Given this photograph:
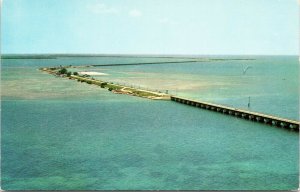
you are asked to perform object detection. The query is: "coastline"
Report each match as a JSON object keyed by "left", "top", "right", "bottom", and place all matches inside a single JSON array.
[{"left": 40, "top": 67, "right": 170, "bottom": 100}]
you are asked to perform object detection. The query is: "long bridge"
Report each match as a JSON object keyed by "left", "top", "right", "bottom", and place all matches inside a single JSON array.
[
  {"left": 40, "top": 67, "right": 300, "bottom": 132},
  {"left": 171, "top": 96, "right": 299, "bottom": 131}
]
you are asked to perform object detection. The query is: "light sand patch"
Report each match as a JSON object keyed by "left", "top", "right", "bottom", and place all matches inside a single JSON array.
[{"left": 79, "top": 72, "right": 108, "bottom": 76}]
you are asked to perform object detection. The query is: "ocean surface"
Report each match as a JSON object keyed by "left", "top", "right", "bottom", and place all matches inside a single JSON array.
[{"left": 1, "top": 55, "right": 299, "bottom": 190}]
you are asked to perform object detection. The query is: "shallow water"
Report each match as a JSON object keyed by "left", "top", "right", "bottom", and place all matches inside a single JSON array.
[
  {"left": 1, "top": 55, "right": 299, "bottom": 190},
  {"left": 70, "top": 56, "right": 299, "bottom": 120}
]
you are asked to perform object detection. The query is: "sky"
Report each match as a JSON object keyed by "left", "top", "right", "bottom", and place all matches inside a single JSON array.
[{"left": 1, "top": 0, "right": 299, "bottom": 55}]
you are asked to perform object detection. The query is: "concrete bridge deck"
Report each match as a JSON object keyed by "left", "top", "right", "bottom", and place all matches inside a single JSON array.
[{"left": 171, "top": 96, "right": 299, "bottom": 131}]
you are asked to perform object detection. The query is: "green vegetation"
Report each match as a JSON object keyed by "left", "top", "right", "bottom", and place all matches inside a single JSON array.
[
  {"left": 134, "top": 91, "right": 158, "bottom": 97},
  {"left": 100, "top": 82, "right": 107, "bottom": 88},
  {"left": 93, "top": 81, "right": 102, "bottom": 86},
  {"left": 128, "top": 89, "right": 158, "bottom": 97},
  {"left": 58, "top": 68, "right": 67, "bottom": 74},
  {"left": 120, "top": 87, "right": 160, "bottom": 97},
  {"left": 106, "top": 84, "right": 122, "bottom": 90},
  {"left": 67, "top": 72, "right": 72, "bottom": 77},
  {"left": 41, "top": 66, "right": 167, "bottom": 99}
]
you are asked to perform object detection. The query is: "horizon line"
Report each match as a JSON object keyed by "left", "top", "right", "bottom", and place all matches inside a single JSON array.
[{"left": 1, "top": 53, "right": 299, "bottom": 57}]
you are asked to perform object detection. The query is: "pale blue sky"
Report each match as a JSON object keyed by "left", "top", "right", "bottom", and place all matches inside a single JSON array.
[{"left": 1, "top": 0, "right": 299, "bottom": 55}]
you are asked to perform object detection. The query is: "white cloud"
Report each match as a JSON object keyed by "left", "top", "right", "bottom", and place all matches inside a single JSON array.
[
  {"left": 129, "top": 9, "right": 142, "bottom": 17},
  {"left": 87, "top": 3, "right": 118, "bottom": 14}
]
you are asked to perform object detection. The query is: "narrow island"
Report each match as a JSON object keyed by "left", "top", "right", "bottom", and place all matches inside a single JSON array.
[{"left": 40, "top": 66, "right": 171, "bottom": 100}]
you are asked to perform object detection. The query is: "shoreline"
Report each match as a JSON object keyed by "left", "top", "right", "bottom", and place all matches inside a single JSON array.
[{"left": 40, "top": 67, "right": 170, "bottom": 100}]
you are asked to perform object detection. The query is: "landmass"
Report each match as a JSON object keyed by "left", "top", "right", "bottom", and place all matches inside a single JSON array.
[{"left": 40, "top": 67, "right": 170, "bottom": 100}]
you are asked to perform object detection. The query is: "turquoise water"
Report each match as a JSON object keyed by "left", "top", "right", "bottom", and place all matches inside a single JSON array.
[
  {"left": 1, "top": 56, "right": 299, "bottom": 190},
  {"left": 89, "top": 56, "right": 299, "bottom": 120}
]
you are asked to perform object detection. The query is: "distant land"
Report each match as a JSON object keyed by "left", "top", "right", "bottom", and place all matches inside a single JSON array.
[
  {"left": 2, "top": 53, "right": 297, "bottom": 59},
  {"left": 1, "top": 54, "right": 261, "bottom": 61}
]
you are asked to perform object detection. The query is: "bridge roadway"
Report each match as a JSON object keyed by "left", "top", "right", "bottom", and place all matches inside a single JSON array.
[{"left": 171, "top": 96, "right": 299, "bottom": 131}]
